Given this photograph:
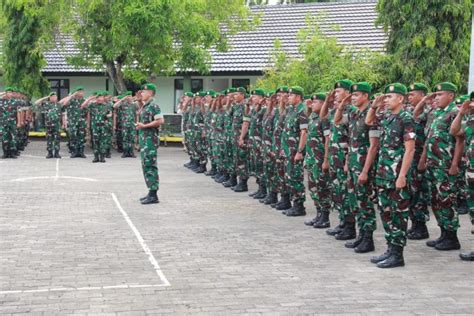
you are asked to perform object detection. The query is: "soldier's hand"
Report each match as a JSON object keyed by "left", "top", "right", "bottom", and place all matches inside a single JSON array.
[
  {"left": 294, "top": 152, "right": 303, "bottom": 162},
  {"left": 358, "top": 171, "right": 368, "bottom": 185},
  {"left": 371, "top": 95, "right": 384, "bottom": 109},
  {"left": 395, "top": 175, "right": 407, "bottom": 190},
  {"left": 239, "top": 138, "right": 244, "bottom": 147},
  {"left": 460, "top": 99, "right": 470, "bottom": 115},
  {"left": 326, "top": 90, "right": 336, "bottom": 104},
  {"left": 136, "top": 123, "right": 146, "bottom": 130},
  {"left": 417, "top": 159, "right": 426, "bottom": 171},
  {"left": 322, "top": 159, "right": 329, "bottom": 172},
  {"left": 448, "top": 164, "right": 459, "bottom": 176}
]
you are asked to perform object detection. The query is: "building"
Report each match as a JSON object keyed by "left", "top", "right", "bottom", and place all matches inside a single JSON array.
[{"left": 2, "top": 0, "right": 385, "bottom": 114}]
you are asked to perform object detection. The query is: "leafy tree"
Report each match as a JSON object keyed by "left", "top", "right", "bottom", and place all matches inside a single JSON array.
[
  {"left": 256, "top": 17, "right": 388, "bottom": 94},
  {"left": 67, "top": 0, "right": 259, "bottom": 93},
  {"left": 376, "top": 0, "right": 472, "bottom": 92}
]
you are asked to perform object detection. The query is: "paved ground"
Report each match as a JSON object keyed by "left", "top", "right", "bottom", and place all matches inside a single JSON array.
[{"left": 0, "top": 141, "right": 473, "bottom": 315}]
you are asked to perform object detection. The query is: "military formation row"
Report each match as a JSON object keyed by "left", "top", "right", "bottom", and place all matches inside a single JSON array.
[{"left": 179, "top": 81, "right": 474, "bottom": 268}]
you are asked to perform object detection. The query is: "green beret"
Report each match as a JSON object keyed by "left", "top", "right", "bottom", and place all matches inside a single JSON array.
[
  {"left": 141, "top": 83, "right": 157, "bottom": 93},
  {"left": 303, "top": 95, "right": 311, "bottom": 100},
  {"left": 455, "top": 95, "right": 469, "bottom": 104},
  {"left": 408, "top": 83, "right": 429, "bottom": 94},
  {"left": 384, "top": 83, "right": 407, "bottom": 96},
  {"left": 266, "top": 91, "right": 274, "bottom": 98},
  {"left": 206, "top": 90, "right": 217, "bottom": 98},
  {"left": 470, "top": 91, "right": 474, "bottom": 101},
  {"left": 74, "top": 86, "right": 84, "bottom": 93},
  {"left": 123, "top": 91, "right": 132, "bottom": 96},
  {"left": 96, "top": 91, "right": 108, "bottom": 97},
  {"left": 252, "top": 88, "right": 266, "bottom": 97},
  {"left": 197, "top": 91, "right": 206, "bottom": 97},
  {"left": 49, "top": 92, "right": 57, "bottom": 97},
  {"left": 245, "top": 93, "right": 250, "bottom": 98},
  {"left": 276, "top": 85, "right": 289, "bottom": 93},
  {"left": 236, "top": 87, "right": 247, "bottom": 94},
  {"left": 289, "top": 86, "right": 304, "bottom": 97},
  {"left": 220, "top": 90, "right": 227, "bottom": 96},
  {"left": 334, "top": 79, "right": 353, "bottom": 90},
  {"left": 312, "top": 92, "right": 327, "bottom": 101},
  {"left": 227, "top": 87, "right": 237, "bottom": 94},
  {"left": 184, "top": 91, "right": 194, "bottom": 97},
  {"left": 351, "top": 82, "right": 372, "bottom": 94},
  {"left": 4, "top": 86, "right": 14, "bottom": 92},
  {"left": 433, "top": 82, "right": 457, "bottom": 93}
]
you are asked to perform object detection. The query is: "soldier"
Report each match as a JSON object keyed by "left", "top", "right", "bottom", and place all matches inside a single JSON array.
[
  {"left": 135, "top": 83, "right": 164, "bottom": 205},
  {"left": 212, "top": 93, "right": 226, "bottom": 181},
  {"left": 405, "top": 83, "right": 431, "bottom": 240},
  {"left": 204, "top": 90, "right": 217, "bottom": 176},
  {"left": 450, "top": 92, "right": 474, "bottom": 261},
  {"left": 335, "top": 82, "right": 379, "bottom": 253},
  {"left": 113, "top": 91, "right": 138, "bottom": 158},
  {"left": 34, "top": 92, "right": 63, "bottom": 158},
  {"left": 192, "top": 91, "right": 207, "bottom": 174},
  {"left": 417, "top": 82, "right": 463, "bottom": 250},
  {"left": 185, "top": 93, "right": 200, "bottom": 170},
  {"left": 1, "top": 87, "right": 21, "bottom": 158},
  {"left": 281, "top": 86, "right": 308, "bottom": 216},
  {"left": 232, "top": 87, "right": 250, "bottom": 192},
  {"left": 221, "top": 88, "right": 237, "bottom": 185},
  {"left": 182, "top": 92, "right": 194, "bottom": 167},
  {"left": 366, "top": 83, "right": 415, "bottom": 268},
  {"left": 104, "top": 94, "right": 114, "bottom": 158},
  {"left": 261, "top": 91, "right": 279, "bottom": 205},
  {"left": 60, "top": 87, "right": 87, "bottom": 158},
  {"left": 81, "top": 91, "right": 112, "bottom": 163},
  {"left": 303, "top": 92, "right": 332, "bottom": 225}
]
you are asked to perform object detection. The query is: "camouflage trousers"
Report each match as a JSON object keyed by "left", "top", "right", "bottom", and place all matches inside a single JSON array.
[
  {"left": 329, "top": 147, "right": 351, "bottom": 223},
  {"left": 195, "top": 136, "right": 208, "bottom": 165},
  {"left": 284, "top": 155, "right": 305, "bottom": 203},
  {"left": 248, "top": 139, "right": 256, "bottom": 177},
  {"left": 16, "top": 125, "right": 27, "bottom": 150},
  {"left": 233, "top": 140, "right": 249, "bottom": 179},
  {"left": 115, "top": 122, "right": 123, "bottom": 151},
  {"left": 122, "top": 125, "right": 136, "bottom": 152},
  {"left": 250, "top": 141, "right": 264, "bottom": 180},
  {"left": 68, "top": 118, "right": 86, "bottom": 153},
  {"left": 46, "top": 124, "right": 61, "bottom": 152},
  {"left": 426, "top": 169, "right": 460, "bottom": 232},
  {"left": 105, "top": 123, "right": 113, "bottom": 152},
  {"left": 91, "top": 123, "right": 108, "bottom": 155},
  {"left": 307, "top": 162, "right": 331, "bottom": 211},
  {"left": 263, "top": 152, "right": 277, "bottom": 193},
  {"left": 348, "top": 170, "right": 377, "bottom": 232},
  {"left": 409, "top": 169, "right": 430, "bottom": 223},
  {"left": 223, "top": 135, "right": 234, "bottom": 173},
  {"left": 275, "top": 153, "right": 289, "bottom": 195},
  {"left": 139, "top": 133, "right": 160, "bottom": 191},
  {"left": 377, "top": 186, "right": 410, "bottom": 247},
  {"left": 2, "top": 120, "right": 17, "bottom": 151},
  {"left": 209, "top": 136, "right": 219, "bottom": 167}
]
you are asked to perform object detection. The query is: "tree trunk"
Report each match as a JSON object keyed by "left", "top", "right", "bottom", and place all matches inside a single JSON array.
[{"left": 105, "top": 60, "right": 127, "bottom": 95}]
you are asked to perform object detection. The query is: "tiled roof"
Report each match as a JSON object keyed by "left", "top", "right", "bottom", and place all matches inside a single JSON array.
[{"left": 43, "top": 0, "right": 385, "bottom": 73}]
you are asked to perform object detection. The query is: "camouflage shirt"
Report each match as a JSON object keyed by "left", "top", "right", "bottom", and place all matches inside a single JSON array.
[
  {"left": 462, "top": 114, "right": 474, "bottom": 174},
  {"left": 305, "top": 111, "right": 329, "bottom": 167},
  {"left": 232, "top": 103, "right": 245, "bottom": 138},
  {"left": 120, "top": 101, "right": 138, "bottom": 128},
  {"left": 139, "top": 99, "right": 163, "bottom": 137},
  {"left": 42, "top": 101, "right": 63, "bottom": 127},
  {"left": 282, "top": 103, "right": 308, "bottom": 157},
  {"left": 67, "top": 97, "right": 86, "bottom": 122},
  {"left": 88, "top": 102, "right": 111, "bottom": 125}
]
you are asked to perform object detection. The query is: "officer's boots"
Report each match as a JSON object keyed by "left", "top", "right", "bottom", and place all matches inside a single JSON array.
[
  {"left": 354, "top": 230, "right": 375, "bottom": 253},
  {"left": 46, "top": 150, "right": 54, "bottom": 159},
  {"left": 233, "top": 178, "right": 248, "bottom": 192},
  {"left": 335, "top": 221, "right": 356, "bottom": 240},
  {"left": 376, "top": 245, "right": 404, "bottom": 268},
  {"left": 141, "top": 190, "right": 159, "bottom": 205},
  {"left": 313, "top": 210, "right": 330, "bottom": 228}
]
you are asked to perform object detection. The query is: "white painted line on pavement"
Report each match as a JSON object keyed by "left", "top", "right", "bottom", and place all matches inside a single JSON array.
[
  {"left": 111, "top": 193, "right": 171, "bottom": 287},
  {"left": 10, "top": 176, "right": 98, "bottom": 182},
  {"left": 0, "top": 284, "right": 168, "bottom": 295},
  {"left": 54, "top": 158, "right": 60, "bottom": 181}
]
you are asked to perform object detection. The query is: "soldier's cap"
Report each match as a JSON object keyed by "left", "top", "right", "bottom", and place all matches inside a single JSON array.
[
  {"left": 303, "top": 95, "right": 312, "bottom": 100},
  {"left": 49, "top": 92, "right": 57, "bottom": 97},
  {"left": 4, "top": 86, "right": 14, "bottom": 92},
  {"left": 206, "top": 90, "right": 217, "bottom": 98},
  {"left": 276, "top": 85, "right": 289, "bottom": 93},
  {"left": 227, "top": 87, "right": 237, "bottom": 94},
  {"left": 288, "top": 86, "right": 304, "bottom": 97},
  {"left": 455, "top": 95, "right": 469, "bottom": 104},
  {"left": 351, "top": 82, "right": 372, "bottom": 94},
  {"left": 235, "top": 87, "right": 247, "bottom": 94},
  {"left": 470, "top": 91, "right": 474, "bottom": 101},
  {"left": 384, "top": 83, "right": 407, "bottom": 96},
  {"left": 334, "top": 79, "right": 353, "bottom": 90},
  {"left": 266, "top": 90, "right": 275, "bottom": 98},
  {"left": 221, "top": 89, "right": 228, "bottom": 96},
  {"left": 96, "top": 91, "right": 108, "bottom": 97},
  {"left": 252, "top": 88, "right": 266, "bottom": 97},
  {"left": 184, "top": 91, "right": 194, "bottom": 97},
  {"left": 408, "top": 82, "right": 429, "bottom": 94},
  {"left": 197, "top": 91, "right": 207, "bottom": 97},
  {"left": 141, "top": 83, "right": 157, "bottom": 93},
  {"left": 311, "top": 92, "right": 327, "bottom": 101},
  {"left": 123, "top": 91, "right": 132, "bottom": 96},
  {"left": 433, "top": 82, "right": 457, "bottom": 93},
  {"left": 73, "top": 86, "right": 84, "bottom": 93}
]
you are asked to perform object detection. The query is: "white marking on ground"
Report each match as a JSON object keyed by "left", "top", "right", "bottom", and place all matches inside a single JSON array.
[
  {"left": 0, "top": 284, "right": 168, "bottom": 295},
  {"left": 54, "top": 159, "right": 60, "bottom": 181},
  {"left": 10, "top": 176, "right": 98, "bottom": 182}
]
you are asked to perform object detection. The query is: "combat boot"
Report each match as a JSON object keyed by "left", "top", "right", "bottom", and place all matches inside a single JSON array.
[
  {"left": 139, "top": 192, "right": 151, "bottom": 202},
  {"left": 370, "top": 244, "right": 393, "bottom": 264},
  {"left": 285, "top": 201, "right": 306, "bottom": 217},
  {"left": 407, "top": 220, "right": 429, "bottom": 240},
  {"left": 141, "top": 190, "right": 159, "bottom": 205},
  {"left": 105, "top": 150, "right": 111, "bottom": 158},
  {"left": 304, "top": 209, "right": 321, "bottom": 226},
  {"left": 184, "top": 159, "right": 193, "bottom": 168},
  {"left": 327, "top": 220, "right": 345, "bottom": 236},
  {"left": 121, "top": 151, "right": 128, "bottom": 158},
  {"left": 377, "top": 245, "right": 404, "bottom": 268},
  {"left": 223, "top": 175, "right": 237, "bottom": 188},
  {"left": 99, "top": 154, "right": 106, "bottom": 163},
  {"left": 70, "top": 149, "right": 77, "bottom": 158},
  {"left": 335, "top": 221, "right": 357, "bottom": 240},
  {"left": 459, "top": 251, "right": 474, "bottom": 261},
  {"left": 313, "top": 210, "right": 330, "bottom": 228},
  {"left": 92, "top": 153, "right": 99, "bottom": 163},
  {"left": 275, "top": 194, "right": 291, "bottom": 210},
  {"left": 345, "top": 229, "right": 364, "bottom": 248},
  {"left": 54, "top": 150, "right": 61, "bottom": 159},
  {"left": 2, "top": 149, "right": 8, "bottom": 159},
  {"left": 205, "top": 165, "right": 216, "bottom": 176},
  {"left": 129, "top": 150, "right": 136, "bottom": 158},
  {"left": 354, "top": 230, "right": 375, "bottom": 253},
  {"left": 46, "top": 150, "right": 53, "bottom": 159},
  {"left": 249, "top": 184, "right": 260, "bottom": 197},
  {"left": 263, "top": 192, "right": 278, "bottom": 205},
  {"left": 78, "top": 150, "right": 87, "bottom": 158},
  {"left": 434, "top": 230, "right": 460, "bottom": 251},
  {"left": 426, "top": 227, "right": 446, "bottom": 247},
  {"left": 233, "top": 178, "right": 248, "bottom": 192},
  {"left": 190, "top": 161, "right": 201, "bottom": 171},
  {"left": 195, "top": 164, "right": 207, "bottom": 174},
  {"left": 216, "top": 173, "right": 229, "bottom": 183},
  {"left": 254, "top": 184, "right": 267, "bottom": 199}
]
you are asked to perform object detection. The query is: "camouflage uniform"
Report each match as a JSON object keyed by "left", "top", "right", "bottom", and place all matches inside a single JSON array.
[
  {"left": 233, "top": 103, "right": 249, "bottom": 180},
  {"left": 186, "top": 107, "right": 198, "bottom": 163},
  {"left": 273, "top": 107, "right": 289, "bottom": 196},
  {"left": 66, "top": 97, "right": 87, "bottom": 155},
  {"left": 88, "top": 102, "right": 111, "bottom": 156},
  {"left": 262, "top": 107, "right": 277, "bottom": 193},
  {"left": 461, "top": 114, "right": 474, "bottom": 222},
  {"left": 375, "top": 109, "right": 415, "bottom": 247},
  {"left": 2, "top": 98, "right": 19, "bottom": 153},
  {"left": 223, "top": 107, "right": 234, "bottom": 175},
  {"left": 347, "top": 106, "right": 378, "bottom": 232},
  {"left": 305, "top": 111, "right": 331, "bottom": 210},
  {"left": 114, "top": 105, "right": 124, "bottom": 152},
  {"left": 248, "top": 106, "right": 267, "bottom": 182},
  {"left": 119, "top": 100, "right": 138, "bottom": 154},
  {"left": 41, "top": 101, "right": 63, "bottom": 153},
  {"left": 426, "top": 102, "right": 460, "bottom": 232},
  {"left": 138, "top": 99, "right": 163, "bottom": 191},
  {"left": 105, "top": 101, "right": 114, "bottom": 155},
  {"left": 192, "top": 107, "right": 206, "bottom": 166},
  {"left": 281, "top": 103, "right": 308, "bottom": 204},
  {"left": 182, "top": 108, "right": 191, "bottom": 154},
  {"left": 0, "top": 98, "right": 7, "bottom": 154}
]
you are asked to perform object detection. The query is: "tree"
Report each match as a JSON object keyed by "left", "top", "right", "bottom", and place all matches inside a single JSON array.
[
  {"left": 67, "top": 0, "right": 259, "bottom": 94},
  {"left": 376, "top": 0, "right": 472, "bottom": 92},
  {"left": 256, "top": 17, "right": 388, "bottom": 94}
]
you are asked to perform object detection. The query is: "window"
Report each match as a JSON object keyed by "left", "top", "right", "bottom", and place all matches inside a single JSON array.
[
  {"left": 49, "top": 79, "right": 70, "bottom": 100},
  {"left": 174, "top": 79, "right": 184, "bottom": 113},
  {"left": 231, "top": 79, "right": 250, "bottom": 91},
  {"left": 191, "top": 79, "right": 203, "bottom": 93}
]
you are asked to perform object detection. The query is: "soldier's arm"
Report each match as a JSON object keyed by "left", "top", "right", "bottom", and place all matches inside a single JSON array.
[
  {"left": 450, "top": 100, "right": 469, "bottom": 136},
  {"left": 449, "top": 135, "right": 465, "bottom": 175},
  {"left": 396, "top": 139, "right": 415, "bottom": 189},
  {"left": 320, "top": 90, "right": 335, "bottom": 120},
  {"left": 366, "top": 96, "right": 384, "bottom": 126},
  {"left": 81, "top": 96, "right": 95, "bottom": 109},
  {"left": 413, "top": 94, "right": 434, "bottom": 121},
  {"left": 362, "top": 134, "right": 380, "bottom": 176},
  {"left": 297, "top": 129, "right": 308, "bottom": 154},
  {"left": 334, "top": 95, "right": 351, "bottom": 125},
  {"left": 59, "top": 94, "right": 73, "bottom": 107},
  {"left": 34, "top": 96, "right": 48, "bottom": 107}
]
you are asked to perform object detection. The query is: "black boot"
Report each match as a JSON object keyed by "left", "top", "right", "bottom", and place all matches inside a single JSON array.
[
  {"left": 335, "top": 221, "right": 357, "bottom": 240},
  {"left": 434, "top": 230, "right": 460, "bottom": 251},
  {"left": 196, "top": 164, "right": 207, "bottom": 174},
  {"left": 377, "top": 245, "right": 405, "bottom": 268},
  {"left": 249, "top": 184, "right": 260, "bottom": 197},
  {"left": 205, "top": 165, "right": 216, "bottom": 176},
  {"left": 286, "top": 201, "right": 306, "bottom": 217},
  {"left": 223, "top": 175, "right": 237, "bottom": 188},
  {"left": 121, "top": 151, "right": 128, "bottom": 158},
  {"left": 327, "top": 221, "right": 345, "bottom": 236},
  {"left": 263, "top": 192, "right": 278, "bottom": 205},
  {"left": 370, "top": 245, "right": 393, "bottom": 264},
  {"left": 304, "top": 209, "right": 321, "bottom": 226},
  {"left": 184, "top": 159, "right": 193, "bottom": 168},
  {"left": 129, "top": 150, "right": 136, "bottom": 158},
  {"left": 234, "top": 178, "right": 248, "bottom": 192},
  {"left": 459, "top": 251, "right": 474, "bottom": 261},
  {"left": 313, "top": 211, "right": 330, "bottom": 228},
  {"left": 141, "top": 190, "right": 159, "bottom": 205},
  {"left": 2, "top": 148, "right": 8, "bottom": 159},
  {"left": 54, "top": 150, "right": 61, "bottom": 158},
  {"left": 275, "top": 194, "right": 291, "bottom": 210},
  {"left": 99, "top": 154, "right": 106, "bottom": 163},
  {"left": 254, "top": 184, "right": 267, "bottom": 199},
  {"left": 139, "top": 192, "right": 151, "bottom": 202},
  {"left": 407, "top": 220, "right": 429, "bottom": 240},
  {"left": 190, "top": 160, "right": 201, "bottom": 171},
  {"left": 211, "top": 170, "right": 221, "bottom": 179},
  {"left": 92, "top": 153, "right": 99, "bottom": 163},
  {"left": 78, "top": 150, "right": 86, "bottom": 158},
  {"left": 46, "top": 150, "right": 53, "bottom": 159},
  {"left": 216, "top": 173, "right": 229, "bottom": 183},
  {"left": 345, "top": 229, "right": 364, "bottom": 248},
  {"left": 426, "top": 227, "right": 446, "bottom": 247},
  {"left": 354, "top": 230, "right": 375, "bottom": 253},
  {"left": 407, "top": 220, "right": 416, "bottom": 235},
  {"left": 70, "top": 149, "right": 77, "bottom": 158},
  {"left": 105, "top": 150, "right": 111, "bottom": 158}
]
